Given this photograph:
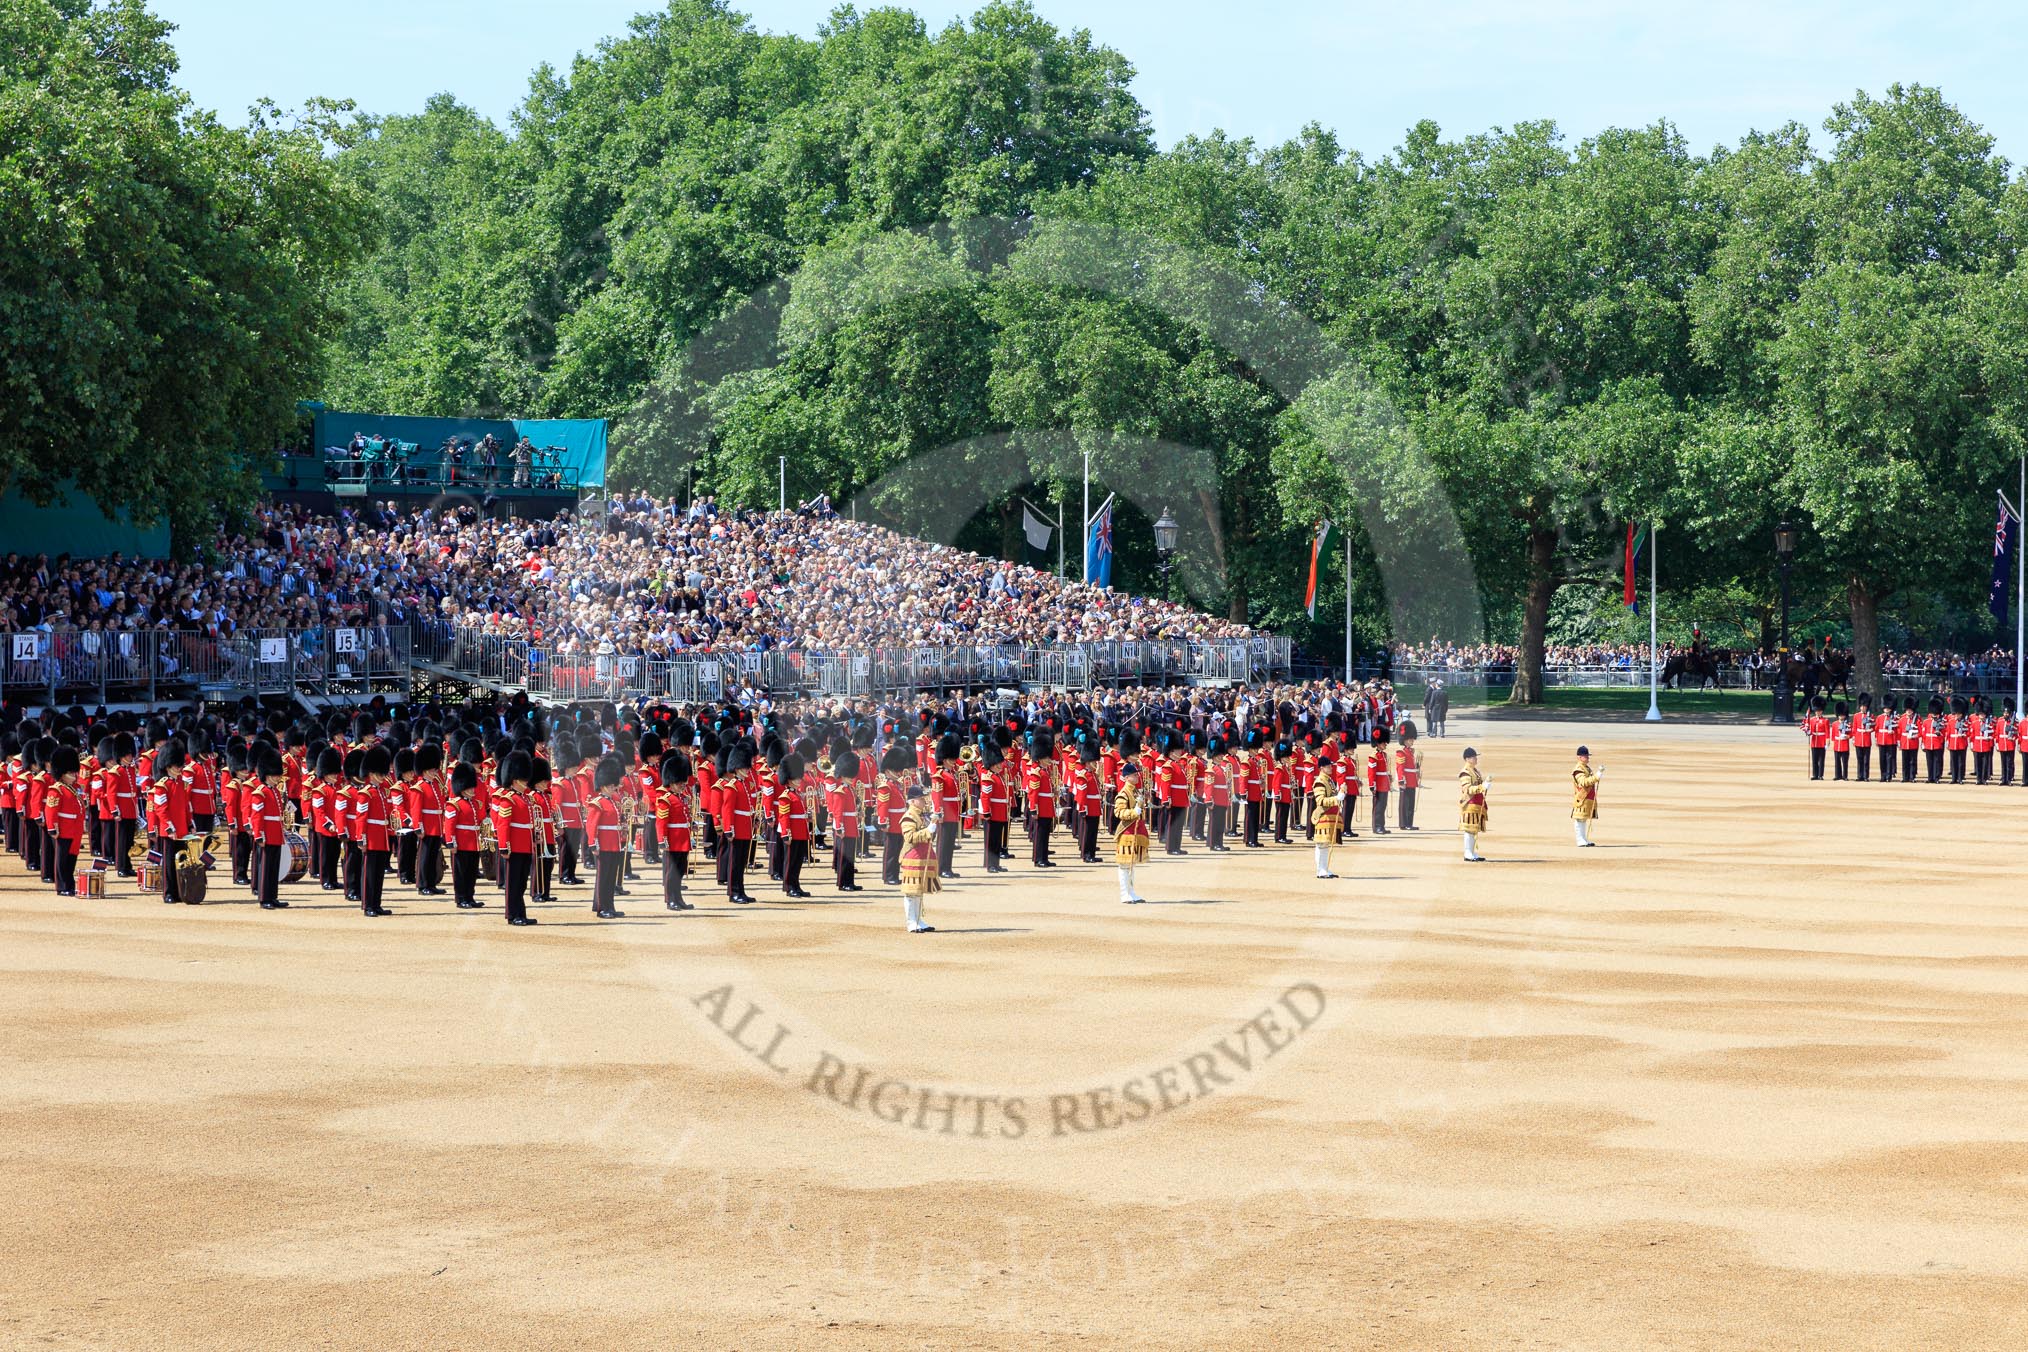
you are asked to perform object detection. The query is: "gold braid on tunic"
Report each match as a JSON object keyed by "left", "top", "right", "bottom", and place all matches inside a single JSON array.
[
  {"left": 1112, "top": 785, "right": 1149, "bottom": 865},
  {"left": 1458, "top": 767, "right": 1489, "bottom": 833},
  {"left": 1570, "top": 765, "right": 1600, "bottom": 821},
  {"left": 898, "top": 803, "right": 940, "bottom": 896},
  {"left": 1310, "top": 777, "right": 1343, "bottom": 846}
]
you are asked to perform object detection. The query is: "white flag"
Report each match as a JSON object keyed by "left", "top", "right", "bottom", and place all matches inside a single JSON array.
[{"left": 1022, "top": 505, "right": 1053, "bottom": 552}]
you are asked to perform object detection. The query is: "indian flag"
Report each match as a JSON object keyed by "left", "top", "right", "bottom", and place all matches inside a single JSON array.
[{"left": 1303, "top": 520, "right": 1339, "bottom": 618}]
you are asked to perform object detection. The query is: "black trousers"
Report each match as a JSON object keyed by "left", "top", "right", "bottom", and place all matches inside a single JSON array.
[
  {"left": 114, "top": 817, "right": 136, "bottom": 874},
  {"left": 398, "top": 831, "right": 418, "bottom": 884},
  {"left": 724, "top": 836, "right": 751, "bottom": 900},
  {"left": 1950, "top": 748, "right": 1967, "bottom": 783},
  {"left": 832, "top": 838, "right": 855, "bottom": 888},
  {"left": 505, "top": 851, "right": 531, "bottom": 922},
  {"left": 344, "top": 838, "right": 363, "bottom": 899},
  {"left": 1810, "top": 747, "right": 1825, "bottom": 779},
  {"left": 24, "top": 819, "right": 41, "bottom": 871},
  {"left": 453, "top": 849, "right": 479, "bottom": 905},
  {"left": 1029, "top": 814, "right": 1053, "bottom": 865},
  {"left": 1371, "top": 791, "right": 1390, "bottom": 833},
  {"left": 1398, "top": 786, "right": 1417, "bottom": 829},
  {"left": 1926, "top": 749, "right": 1944, "bottom": 783},
  {"left": 783, "top": 838, "right": 808, "bottom": 892},
  {"left": 230, "top": 828, "right": 251, "bottom": 884},
  {"left": 1242, "top": 800, "right": 1261, "bottom": 847},
  {"left": 1273, "top": 800, "right": 1291, "bottom": 843},
  {"left": 2, "top": 806, "right": 16, "bottom": 854},
  {"left": 362, "top": 847, "right": 389, "bottom": 913},
  {"left": 40, "top": 822, "right": 55, "bottom": 882},
  {"left": 936, "top": 821, "right": 959, "bottom": 876},
  {"left": 1163, "top": 806, "right": 1185, "bottom": 855},
  {"left": 1833, "top": 750, "right": 1849, "bottom": 780},
  {"left": 2004, "top": 749, "right": 2018, "bottom": 785},
  {"left": 983, "top": 820, "right": 1007, "bottom": 871},
  {"left": 1188, "top": 802, "right": 1206, "bottom": 839},
  {"left": 55, "top": 840, "right": 77, "bottom": 895},
  {"left": 1207, "top": 804, "right": 1227, "bottom": 850},
  {"left": 1881, "top": 747, "right": 1898, "bottom": 782},
  {"left": 664, "top": 849, "right": 690, "bottom": 906},
  {"left": 595, "top": 849, "right": 622, "bottom": 911},
  {"left": 561, "top": 827, "right": 581, "bottom": 883},
  {"left": 419, "top": 836, "right": 445, "bottom": 892},
  {"left": 256, "top": 842, "right": 281, "bottom": 905},
  {"left": 1078, "top": 814, "right": 1099, "bottom": 862},
  {"left": 882, "top": 830, "right": 902, "bottom": 885},
  {"left": 1856, "top": 745, "right": 1872, "bottom": 781},
  {"left": 1975, "top": 749, "right": 1993, "bottom": 784},
  {"left": 319, "top": 832, "right": 341, "bottom": 888}
]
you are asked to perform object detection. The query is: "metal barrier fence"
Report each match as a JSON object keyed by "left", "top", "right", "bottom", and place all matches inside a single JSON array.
[
  {"left": 2, "top": 627, "right": 412, "bottom": 706},
  {"left": 416, "top": 626, "right": 1293, "bottom": 704},
  {"left": 1391, "top": 662, "right": 1992, "bottom": 698}
]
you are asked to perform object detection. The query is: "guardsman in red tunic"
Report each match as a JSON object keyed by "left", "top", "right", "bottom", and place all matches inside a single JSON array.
[
  {"left": 1852, "top": 694, "right": 1875, "bottom": 782},
  {"left": 1830, "top": 703, "right": 1853, "bottom": 780},
  {"left": 1024, "top": 730, "right": 1057, "bottom": 867},
  {"left": 553, "top": 743, "right": 584, "bottom": 886},
  {"left": 932, "top": 736, "right": 962, "bottom": 879},
  {"left": 1366, "top": 725, "right": 1394, "bottom": 834},
  {"left": 149, "top": 742, "right": 192, "bottom": 903},
  {"left": 875, "top": 742, "right": 910, "bottom": 885},
  {"left": 359, "top": 745, "right": 394, "bottom": 916},
  {"left": 1075, "top": 743, "right": 1105, "bottom": 863},
  {"left": 825, "top": 748, "right": 860, "bottom": 892},
  {"left": 658, "top": 751, "right": 696, "bottom": 909},
  {"left": 586, "top": 756, "right": 626, "bottom": 918},
  {"left": 977, "top": 745, "right": 1010, "bottom": 874},
  {"left": 252, "top": 749, "right": 290, "bottom": 910},
  {"left": 721, "top": 743, "right": 758, "bottom": 905},
  {"left": 1240, "top": 734, "right": 1267, "bottom": 848},
  {"left": 1920, "top": 698, "right": 1946, "bottom": 784},
  {"left": 775, "top": 753, "right": 814, "bottom": 898},
  {"left": 2000, "top": 699, "right": 2021, "bottom": 786},
  {"left": 1805, "top": 700, "right": 1830, "bottom": 780},
  {"left": 1947, "top": 697, "right": 1972, "bottom": 784},
  {"left": 1971, "top": 700, "right": 1997, "bottom": 785},
  {"left": 48, "top": 746, "right": 85, "bottom": 897},
  {"left": 1394, "top": 724, "right": 1422, "bottom": 830},
  {"left": 1204, "top": 740, "right": 1233, "bottom": 851},
  {"left": 500, "top": 751, "right": 538, "bottom": 924},
  {"left": 446, "top": 762, "right": 485, "bottom": 909},
  {"left": 1896, "top": 698, "right": 1921, "bottom": 782},
  {"left": 412, "top": 745, "right": 447, "bottom": 896}
]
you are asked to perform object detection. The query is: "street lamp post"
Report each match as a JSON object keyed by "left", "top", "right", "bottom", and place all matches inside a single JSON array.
[
  {"left": 1773, "top": 522, "right": 1797, "bottom": 724},
  {"left": 1152, "top": 507, "right": 1180, "bottom": 601}
]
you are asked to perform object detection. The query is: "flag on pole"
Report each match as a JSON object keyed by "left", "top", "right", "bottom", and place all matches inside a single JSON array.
[
  {"left": 1303, "top": 520, "right": 1339, "bottom": 618},
  {"left": 1623, "top": 523, "right": 1649, "bottom": 614},
  {"left": 1990, "top": 492, "right": 2017, "bottom": 624},
  {"left": 1085, "top": 496, "right": 1114, "bottom": 590},
  {"left": 1019, "top": 500, "right": 1055, "bottom": 570}
]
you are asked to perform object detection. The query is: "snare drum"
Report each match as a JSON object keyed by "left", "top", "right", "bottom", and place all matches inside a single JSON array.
[
  {"left": 137, "top": 862, "right": 162, "bottom": 891},
  {"left": 280, "top": 831, "right": 310, "bottom": 884},
  {"left": 81, "top": 869, "right": 106, "bottom": 898}
]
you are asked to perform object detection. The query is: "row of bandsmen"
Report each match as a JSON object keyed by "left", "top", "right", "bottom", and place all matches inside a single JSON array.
[{"left": 1801, "top": 695, "right": 2028, "bottom": 784}]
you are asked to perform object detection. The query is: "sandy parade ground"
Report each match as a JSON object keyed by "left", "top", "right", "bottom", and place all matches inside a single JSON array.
[{"left": 6, "top": 715, "right": 2028, "bottom": 1349}]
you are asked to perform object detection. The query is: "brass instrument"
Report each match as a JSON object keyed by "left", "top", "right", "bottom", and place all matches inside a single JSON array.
[{"left": 477, "top": 814, "right": 497, "bottom": 852}]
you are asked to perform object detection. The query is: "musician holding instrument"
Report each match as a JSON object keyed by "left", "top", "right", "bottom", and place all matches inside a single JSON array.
[
  {"left": 657, "top": 751, "right": 696, "bottom": 910},
  {"left": 1112, "top": 757, "right": 1150, "bottom": 904},
  {"left": 412, "top": 745, "right": 447, "bottom": 896},
  {"left": 499, "top": 751, "right": 539, "bottom": 925},
  {"left": 48, "top": 746, "right": 85, "bottom": 897},
  {"left": 252, "top": 749, "right": 292, "bottom": 910},
  {"left": 149, "top": 740, "right": 193, "bottom": 904},
  {"left": 825, "top": 748, "right": 862, "bottom": 892}
]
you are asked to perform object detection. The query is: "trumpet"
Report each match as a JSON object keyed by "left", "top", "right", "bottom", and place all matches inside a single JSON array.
[{"left": 478, "top": 814, "right": 497, "bottom": 852}]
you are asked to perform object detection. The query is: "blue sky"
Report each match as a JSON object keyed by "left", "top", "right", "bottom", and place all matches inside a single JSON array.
[{"left": 159, "top": 0, "right": 2028, "bottom": 161}]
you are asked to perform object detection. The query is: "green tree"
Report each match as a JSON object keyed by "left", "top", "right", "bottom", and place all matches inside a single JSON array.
[{"left": 0, "top": 0, "right": 374, "bottom": 540}]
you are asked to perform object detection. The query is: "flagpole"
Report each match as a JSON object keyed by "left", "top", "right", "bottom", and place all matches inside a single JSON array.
[
  {"left": 1082, "top": 446, "right": 1091, "bottom": 584},
  {"left": 1057, "top": 497, "right": 1064, "bottom": 579},
  {"left": 1343, "top": 528, "right": 1352, "bottom": 682},
  {"left": 1645, "top": 523, "right": 1661, "bottom": 722},
  {"left": 2018, "top": 455, "right": 2024, "bottom": 714}
]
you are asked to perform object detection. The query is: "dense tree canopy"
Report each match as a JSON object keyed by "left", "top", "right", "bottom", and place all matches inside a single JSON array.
[
  {"left": 18, "top": 0, "right": 2028, "bottom": 697},
  {"left": 1, "top": 0, "right": 373, "bottom": 539}
]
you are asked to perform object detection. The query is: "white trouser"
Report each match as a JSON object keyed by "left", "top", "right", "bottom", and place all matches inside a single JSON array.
[
  {"left": 1573, "top": 818, "right": 1591, "bottom": 845},
  {"left": 905, "top": 893, "right": 925, "bottom": 929},
  {"left": 1463, "top": 831, "right": 1481, "bottom": 860},
  {"left": 1117, "top": 866, "right": 1141, "bottom": 901},
  {"left": 1314, "top": 845, "right": 1333, "bottom": 876}
]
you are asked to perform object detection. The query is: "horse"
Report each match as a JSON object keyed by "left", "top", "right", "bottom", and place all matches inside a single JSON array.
[{"left": 1662, "top": 647, "right": 1722, "bottom": 691}]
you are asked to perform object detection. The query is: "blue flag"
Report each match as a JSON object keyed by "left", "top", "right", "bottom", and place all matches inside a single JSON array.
[
  {"left": 1990, "top": 493, "right": 2016, "bottom": 624},
  {"left": 1085, "top": 498, "right": 1114, "bottom": 590}
]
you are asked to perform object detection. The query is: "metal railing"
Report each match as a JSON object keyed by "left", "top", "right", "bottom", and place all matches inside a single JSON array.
[
  {"left": 417, "top": 625, "right": 1292, "bottom": 704},
  {"left": 2, "top": 626, "right": 412, "bottom": 706},
  {"left": 1389, "top": 661, "right": 1999, "bottom": 698}
]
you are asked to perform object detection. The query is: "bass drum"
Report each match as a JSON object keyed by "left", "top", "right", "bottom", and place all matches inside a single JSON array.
[{"left": 279, "top": 831, "right": 311, "bottom": 884}]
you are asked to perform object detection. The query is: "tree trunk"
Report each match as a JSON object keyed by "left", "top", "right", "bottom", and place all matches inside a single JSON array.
[
  {"left": 1848, "top": 578, "right": 1884, "bottom": 706},
  {"left": 1511, "top": 527, "right": 1559, "bottom": 706}
]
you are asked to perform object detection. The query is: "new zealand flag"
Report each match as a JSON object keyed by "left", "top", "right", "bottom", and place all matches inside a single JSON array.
[{"left": 1989, "top": 493, "right": 2016, "bottom": 625}]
